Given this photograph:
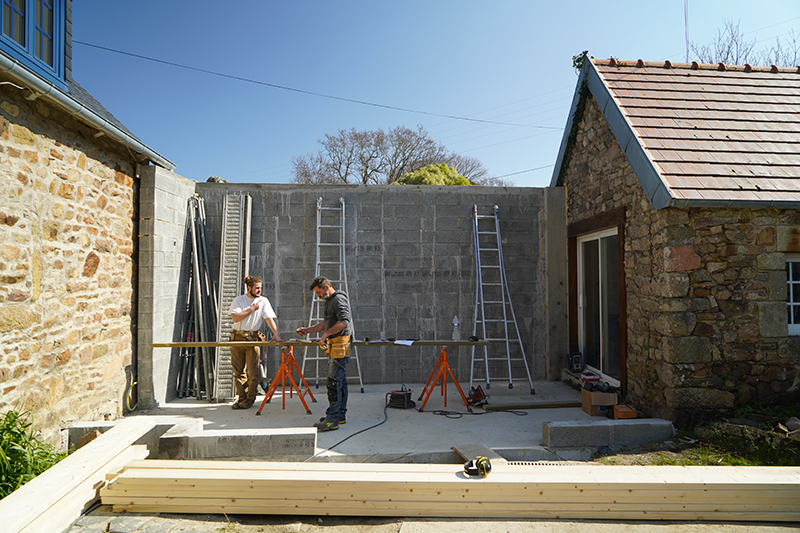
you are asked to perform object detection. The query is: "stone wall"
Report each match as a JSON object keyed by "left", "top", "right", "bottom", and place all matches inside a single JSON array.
[
  {"left": 0, "top": 81, "right": 138, "bottom": 445},
  {"left": 561, "top": 94, "right": 800, "bottom": 424}
]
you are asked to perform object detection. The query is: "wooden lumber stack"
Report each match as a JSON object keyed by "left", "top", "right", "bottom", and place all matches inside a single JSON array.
[
  {"left": 102, "top": 459, "right": 800, "bottom": 522},
  {"left": 1, "top": 417, "right": 154, "bottom": 533}
]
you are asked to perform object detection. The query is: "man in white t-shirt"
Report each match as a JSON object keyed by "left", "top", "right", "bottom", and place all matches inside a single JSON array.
[{"left": 229, "top": 276, "right": 282, "bottom": 409}]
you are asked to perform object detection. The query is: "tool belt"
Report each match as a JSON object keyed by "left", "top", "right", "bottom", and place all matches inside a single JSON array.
[
  {"left": 231, "top": 330, "right": 266, "bottom": 342},
  {"left": 325, "top": 335, "right": 351, "bottom": 359}
]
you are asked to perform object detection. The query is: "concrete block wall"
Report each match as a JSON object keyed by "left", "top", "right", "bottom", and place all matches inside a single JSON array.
[
  {"left": 192, "top": 183, "right": 564, "bottom": 387},
  {"left": 137, "top": 166, "right": 196, "bottom": 408}
]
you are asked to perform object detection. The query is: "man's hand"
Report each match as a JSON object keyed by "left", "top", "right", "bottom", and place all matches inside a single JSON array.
[
  {"left": 250, "top": 300, "right": 260, "bottom": 311},
  {"left": 295, "top": 327, "right": 306, "bottom": 337}
]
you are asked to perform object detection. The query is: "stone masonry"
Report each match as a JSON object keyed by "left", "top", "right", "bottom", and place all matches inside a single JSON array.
[
  {"left": 0, "top": 82, "right": 138, "bottom": 445},
  {"left": 560, "top": 94, "right": 800, "bottom": 424}
]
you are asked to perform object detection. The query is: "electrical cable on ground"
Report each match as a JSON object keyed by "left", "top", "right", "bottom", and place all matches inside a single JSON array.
[{"left": 304, "top": 390, "right": 527, "bottom": 461}]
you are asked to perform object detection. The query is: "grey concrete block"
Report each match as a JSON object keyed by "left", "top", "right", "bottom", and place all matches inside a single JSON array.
[{"left": 543, "top": 419, "right": 675, "bottom": 448}]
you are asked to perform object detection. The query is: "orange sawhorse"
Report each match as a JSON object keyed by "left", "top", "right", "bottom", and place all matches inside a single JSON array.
[
  {"left": 417, "top": 345, "right": 472, "bottom": 412},
  {"left": 256, "top": 346, "right": 316, "bottom": 415}
]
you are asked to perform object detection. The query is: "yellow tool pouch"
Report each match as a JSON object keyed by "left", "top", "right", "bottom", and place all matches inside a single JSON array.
[{"left": 326, "top": 335, "right": 351, "bottom": 359}]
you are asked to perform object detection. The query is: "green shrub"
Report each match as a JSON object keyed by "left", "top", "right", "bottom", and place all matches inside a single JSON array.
[{"left": 0, "top": 409, "right": 68, "bottom": 499}]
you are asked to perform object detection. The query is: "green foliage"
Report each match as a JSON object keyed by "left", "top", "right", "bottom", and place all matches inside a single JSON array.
[
  {"left": 0, "top": 409, "right": 67, "bottom": 499},
  {"left": 572, "top": 50, "right": 591, "bottom": 74},
  {"left": 396, "top": 163, "right": 470, "bottom": 186}
]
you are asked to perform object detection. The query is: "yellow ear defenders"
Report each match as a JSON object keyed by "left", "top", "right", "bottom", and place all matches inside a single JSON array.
[{"left": 463, "top": 456, "right": 492, "bottom": 477}]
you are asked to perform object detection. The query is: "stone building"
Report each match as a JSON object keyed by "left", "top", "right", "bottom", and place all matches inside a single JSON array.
[
  {"left": 0, "top": 0, "right": 174, "bottom": 445},
  {"left": 552, "top": 58, "right": 800, "bottom": 425}
]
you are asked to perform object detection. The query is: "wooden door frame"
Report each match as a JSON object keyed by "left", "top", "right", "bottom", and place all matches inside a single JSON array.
[{"left": 567, "top": 208, "right": 627, "bottom": 392}]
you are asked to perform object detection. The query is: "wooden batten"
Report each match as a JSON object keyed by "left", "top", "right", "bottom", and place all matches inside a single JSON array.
[{"left": 101, "top": 460, "right": 800, "bottom": 522}]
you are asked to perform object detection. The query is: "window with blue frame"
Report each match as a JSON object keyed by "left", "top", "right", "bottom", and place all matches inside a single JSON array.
[
  {"left": 789, "top": 255, "right": 800, "bottom": 336},
  {"left": 0, "top": 0, "right": 65, "bottom": 90}
]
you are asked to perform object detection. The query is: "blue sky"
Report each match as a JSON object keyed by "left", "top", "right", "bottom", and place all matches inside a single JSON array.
[{"left": 71, "top": 1, "right": 800, "bottom": 188}]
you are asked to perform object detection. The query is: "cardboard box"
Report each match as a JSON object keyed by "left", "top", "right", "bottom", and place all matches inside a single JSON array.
[
  {"left": 613, "top": 404, "right": 637, "bottom": 419},
  {"left": 581, "top": 388, "right": 618, "bottom": 416}
]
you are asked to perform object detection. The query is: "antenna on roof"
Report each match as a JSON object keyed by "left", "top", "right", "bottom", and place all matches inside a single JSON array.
[{"left": 684, "top": 0, "right": 690, "bottom": 62}]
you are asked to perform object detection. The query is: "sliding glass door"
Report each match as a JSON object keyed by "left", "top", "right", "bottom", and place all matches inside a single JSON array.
[{"left": 577, "top": 229, "right": 621, "bottom": 384}]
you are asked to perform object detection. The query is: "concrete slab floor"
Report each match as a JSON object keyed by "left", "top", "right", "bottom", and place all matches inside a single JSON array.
[
  {"left": 134, "top": 380, "right": 589, "bottom": 460},
  {"left": 68, "top": 382, "right": 800, "bottom": 533}
]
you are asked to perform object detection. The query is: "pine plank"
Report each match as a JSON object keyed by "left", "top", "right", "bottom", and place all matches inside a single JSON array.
[
  {"left": 100, "top": 484, "right": 797, "bottom": 505},
  {"left": 1, "top": 418, "right": 155, "bottom": 533},
  {"left": 100, "top": 460, "right": 800, "bottom": 521},
  {"left": 21, "top": 445, "right": 149, "bottom": 533},
  {"left": 105, "top": 498, "right": 800, "bottom": 522},
  {"left": 452, "top": 444, "right": 508, "bottom": 465}
]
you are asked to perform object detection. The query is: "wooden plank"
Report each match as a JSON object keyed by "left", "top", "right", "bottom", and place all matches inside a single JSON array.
[
  {"left": 109, "top": 504, "right": 800, "bottom": 522},
  {"left": 21, "top": 445, "right": 149, "bottom": 533},
  {"left": 100, "top": 461, "right": 800, "bottom": 522},
  {"left": 107, "top": 463, "right": 800, "bottom": 486},
  {"left": 452, "top": 444, "right": 508, "bottom": 465},
  {"left": 104, "top": 497, "right": 800, "bottom": 521},
  {"left": 152, "top": 340, "right": 489, "bottom": 348},
  {"left": 100, "top": 484, "right": 798, "bottom": 505},
  {"left": 100, "top": 495, "right": 800, "bottom": 513},
  {"left": 482, "top": 400, "right": 582, "bottom": 410},
  {"left": 0, "top": 417, "right": 156, "bottom": 533},
  {"left": 117, "top": 460, "right": 800, "bottom": 485}
]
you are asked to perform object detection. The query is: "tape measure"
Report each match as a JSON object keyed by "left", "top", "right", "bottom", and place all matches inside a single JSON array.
[{"left": 463, "top": 456, "right": 492, "bottom": 477}]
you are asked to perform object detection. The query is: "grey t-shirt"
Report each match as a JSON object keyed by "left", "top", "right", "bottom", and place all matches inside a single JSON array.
[{"left": 324, "top": 290, "right": 352, "bottom": 337}]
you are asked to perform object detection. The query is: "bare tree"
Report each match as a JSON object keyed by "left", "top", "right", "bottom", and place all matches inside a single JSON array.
[
  {"left": 759, "top": 30, "right": 800, "bottom": 67},
  {"left": 691, "top": 19, "right": 800, "bottom": 67},
  {"left": 291, "top": 125, "right": 501, "bottom": 185}
]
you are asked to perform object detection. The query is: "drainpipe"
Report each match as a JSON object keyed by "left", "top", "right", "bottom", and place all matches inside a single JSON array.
[{"left": 0, "top": 54, "right": 176, "bottom": 171}]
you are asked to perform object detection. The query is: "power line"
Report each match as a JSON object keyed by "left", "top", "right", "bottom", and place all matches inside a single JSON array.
[
  {"left": 495, "top": 164, "right": 553, "bottom": 179},
  {"left": 73, "top": 40, "right": 561, "bottom": 131}
]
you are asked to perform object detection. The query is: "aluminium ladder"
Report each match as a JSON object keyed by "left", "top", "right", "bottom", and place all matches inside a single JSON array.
[
  {"left": 213, "top": 193, "right": 252, "bottom": 401},
  {"left": 300, "top": 197, "right": 364, "bottom": 392},
  {"left": 470, "top": 205, "right": 534, "bottom": 394}
]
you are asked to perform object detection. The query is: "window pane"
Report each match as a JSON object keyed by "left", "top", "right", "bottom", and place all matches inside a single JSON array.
[
  {"left": 792, "top": 262, "right": 800, "bottom": 280},
  {"left": 601, "top": 234, "right": 620, "bottom": 380},
  {"left": 3, "top": 5, "right": 10, "bottom": 38},
  {"left": 33, "top": 0, "right": 53, "bottom": 65},
  {"left": 4, "top": 0, "right": 25, "bottom": 46},
  {"left": 793, "top": 304, "right": 800, "bottom": 325},
  {"left": 582, "top": 240, "right": 600, "bottom": 370}
]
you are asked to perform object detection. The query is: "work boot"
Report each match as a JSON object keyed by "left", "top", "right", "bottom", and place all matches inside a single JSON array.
[
  {"left": 238, "top": 398, "right": 255, "bottom": 409},
  {"left": 313, "top": 420, "right": 339, "bottom": 432},
  {"left": 320, "top": 416, "right": 345, "bottom": 424}
]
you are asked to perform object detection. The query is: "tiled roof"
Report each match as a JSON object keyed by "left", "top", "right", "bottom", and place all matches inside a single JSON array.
[{"left": 552, "top": 58, "right": 800, "bottom": 209}]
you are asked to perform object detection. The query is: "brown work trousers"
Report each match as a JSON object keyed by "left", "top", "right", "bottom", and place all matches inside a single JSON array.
[{"left": 230, "top": 330, "right": 263, "bottom": 403}]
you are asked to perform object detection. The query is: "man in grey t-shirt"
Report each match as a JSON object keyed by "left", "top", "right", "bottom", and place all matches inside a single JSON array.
[{"left": 296, "top": 276, "right": 352, "bottom": 431}]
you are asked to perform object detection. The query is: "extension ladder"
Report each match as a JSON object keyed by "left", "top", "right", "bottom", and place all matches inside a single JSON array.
[
  {"left": 213, "top": 193, "right": 252, "bottom": 401},
  {"left": 470, "top": 205, "right": 534, "bottom": 394},
  {"left": 300, "top": 197, "right": 364, "bottom": 392}
]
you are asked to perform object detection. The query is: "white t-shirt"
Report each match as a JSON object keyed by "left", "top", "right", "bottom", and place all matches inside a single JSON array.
[{"left": 229, "top": 294, "right": 277, "bottom": 331}]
